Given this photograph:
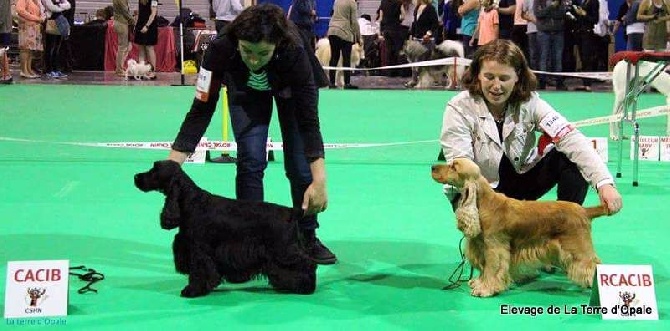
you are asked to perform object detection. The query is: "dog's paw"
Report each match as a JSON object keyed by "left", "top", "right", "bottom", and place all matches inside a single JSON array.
[
  {"left": 470, "top": 283, "right": 498, "bottom": 297},
  {"left": 180, "top": 284, "right": 211, "bottom": 298},
  {"left": 468, "top": 278, "right": 482, "bottom": 289}
]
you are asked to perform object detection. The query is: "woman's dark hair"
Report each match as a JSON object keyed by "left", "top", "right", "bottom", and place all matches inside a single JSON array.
[
  {"left": 224, "top": 4, "right": 298, "bottom": 47},
  {"left": 461, "top": 39, "right": 537, "bottom": 105}
]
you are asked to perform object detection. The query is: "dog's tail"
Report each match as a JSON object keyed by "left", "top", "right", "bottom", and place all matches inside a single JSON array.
[{"left": 584, "top": 205, "right": 610, "bottom": 220}]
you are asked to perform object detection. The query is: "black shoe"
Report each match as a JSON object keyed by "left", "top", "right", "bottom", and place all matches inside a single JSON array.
[
  {"left": 343, "top": 84, "right": 358, "bottom": 89},
  {"left": 328, "top": 84, "right": 337, "bottom": 89},
  {"left": 302, "top": 230, "right": 337, "bottom": 265}
]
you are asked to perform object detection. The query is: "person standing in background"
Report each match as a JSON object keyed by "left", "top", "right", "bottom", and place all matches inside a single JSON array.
[
  {"left": 521, "top": 0, "right": 538, "bottom": 70},
  {"left": 569, "top": 0, "right": 600, "bottom": 92},
  {"left": 15, "top": 0, "right": 44, "bottom": 79},
  {"left": 613, "top": 0, "right": 632, "bottom": 45},
  {"left": 471, "top": 0, "right": 499, "bottom": 47},
  {"left": 511, "top": 0, "right": 528, "bottom": 60},
  {"left": 41, "top": 0, "right": 71, "bottom": 79},
  {"left": 624, "top": 0, "right": 644, "bottom": 50},
  {"left": 458, "top": 0, "right": 480, "bottom": 58},
  {"left": 406, "top": 0, "right": 440, "bottom": 87},
  {"left": 378, "top": 0, "right": 404, "bottom": 76},
  {"left": 60, "top": 0, "right": 74, "bottom": 73},
  {"left": 211, "top": 0, "right": 243, "bottom": 34},
  {"left": 400, "top": 0, "right": 415, "bottom": 39},
  {"left": 289, "top": 0, "right": 317, "bottom": 51},
  {"left": 442, "top": 0, "right": 463, "bottom": 41},
  {"left": 133, "top": 0, "right": 158, "bottom": 79},
  {"left": 534, "top": 0, "right": 567, "bottom": 90},
  {"left": 112, "top": 0, "right": 135, "bottom": 76},
  {"left": 637, "top": 0, "right": 670, "bottom": 51},
  {"left": 497, "top": 0, "right": 516, "bottom": 39},
  {"left": 327, "top": 0, "right": 360, "bottom": 88},
  {"left": 0, "top": 0, "right": 12, "bottom": 48}
]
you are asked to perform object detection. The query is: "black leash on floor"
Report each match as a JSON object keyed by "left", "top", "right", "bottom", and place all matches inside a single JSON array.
[
  {"left": 443, "top": 236, "right": 473, "bottom": 290},
  {"left": 69, "top": 265, "right": 105, "bottom": 294}
]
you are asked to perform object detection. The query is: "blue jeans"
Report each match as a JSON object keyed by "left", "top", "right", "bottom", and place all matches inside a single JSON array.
[
  {"left": 229, "top": 90, "right": 318, "bottom": 230},
  {"left": 537, "top": 30, "right": 564, "bottom": 86}
]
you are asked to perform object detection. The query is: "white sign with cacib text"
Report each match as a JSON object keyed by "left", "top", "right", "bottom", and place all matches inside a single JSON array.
[
  {"left": 590, "top": 264, "right": 658, "bottom": 320},
  {"left": 4, "top": 260, "right": 69, "bottom": 318}
]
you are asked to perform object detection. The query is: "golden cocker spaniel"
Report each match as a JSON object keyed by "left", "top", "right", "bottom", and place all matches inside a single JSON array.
[{"left": 431, "top": 158, "right": 609, "bottom": 297}]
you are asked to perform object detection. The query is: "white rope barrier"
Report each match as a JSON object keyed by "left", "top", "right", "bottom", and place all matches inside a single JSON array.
[
  {"left": 0, "top": 137, "right": 437, "bottom": 152},
  {"left": 573, "top": 105, "right": 670, "bottom": 127},
  {"left": 1, "top": 108, "right": 667, "bottom": 152},
  {"left": 323, "top": 56, "right": 613, "bottom": 81}
]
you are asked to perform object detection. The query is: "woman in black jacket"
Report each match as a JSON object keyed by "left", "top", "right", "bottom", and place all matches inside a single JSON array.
[{"left": 167, "top": 4, "right": 336, "bottom": 265}]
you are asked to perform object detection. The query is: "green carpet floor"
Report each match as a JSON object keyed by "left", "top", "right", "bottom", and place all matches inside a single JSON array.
[{"left": 0, "top": 85, "right": 669, "bottom": 330}]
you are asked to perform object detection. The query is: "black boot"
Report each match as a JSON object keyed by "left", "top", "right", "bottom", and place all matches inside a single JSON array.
[{"left": 301, "top": 230, "right": 337, "bottom": 265}]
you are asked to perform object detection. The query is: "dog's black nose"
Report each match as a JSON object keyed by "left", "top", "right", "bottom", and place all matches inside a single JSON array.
[{"left": 134, "top": 174, "right": 143, "bottom": 189}]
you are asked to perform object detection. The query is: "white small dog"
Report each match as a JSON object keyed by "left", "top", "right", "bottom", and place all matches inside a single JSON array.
[
  {"left": 611, "top": 60, "right": 670, "bottom": 140},
  {"left": 125, "top": 59, "right": 153, "bottom": 81},
  {"left": 314, "top": 38, "right": 364, "bottom": 87},
  {"left": 402, "top": 39, "right": 466, "bottom": 89}
]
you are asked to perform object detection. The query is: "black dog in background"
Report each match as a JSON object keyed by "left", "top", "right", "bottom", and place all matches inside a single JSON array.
[{"left": 134, "top": 160, "right": 317, "bottom": 297}]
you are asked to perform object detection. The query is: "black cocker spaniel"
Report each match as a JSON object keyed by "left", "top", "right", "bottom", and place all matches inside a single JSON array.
[{"left": 134, "top": 160, "right": 317, "bottom": 297}]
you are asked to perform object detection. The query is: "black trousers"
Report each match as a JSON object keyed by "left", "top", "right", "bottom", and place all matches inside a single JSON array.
[
  {"left": 450, "top": 150, "right": 588, "bottom": 210},
  {"left": 496, "top": 149, "right": 588, "bottom": 203},
  {"left": 327, "top": 35, "right": 353, "bottom": 85}
]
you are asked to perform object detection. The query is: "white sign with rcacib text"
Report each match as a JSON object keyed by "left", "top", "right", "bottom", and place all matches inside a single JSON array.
[
  {"left": 590, "top": 264, "right": 658, "bottom": 320},
  {"left": 4, "top": 260, "right": 69, "bottom": 318}
]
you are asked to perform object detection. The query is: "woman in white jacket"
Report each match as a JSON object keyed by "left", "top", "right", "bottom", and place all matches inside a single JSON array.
[
  {"left": 41, "top": 0, "right": 71, "bottom": 78},
  {"left": 440, "top": 39, "right": 622, "bottom": 215}
]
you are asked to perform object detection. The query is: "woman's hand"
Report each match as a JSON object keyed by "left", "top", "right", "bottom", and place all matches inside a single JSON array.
[
  {"left": 597, "top": 184, "right": 623, "bottom": 215},
  {"left": 302, "top": 158, "right": 328, "bottom": 215},
  {"left": 141, "top": 26, "right": 148, "bottom": 33},
  {"left": 302, "top": 180, "right": 328, "bottom": 215}
]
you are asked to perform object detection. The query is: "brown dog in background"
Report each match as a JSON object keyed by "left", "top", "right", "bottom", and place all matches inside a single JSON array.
[{"left": 431, "top": 158, "right": 609, "bottom": 297}]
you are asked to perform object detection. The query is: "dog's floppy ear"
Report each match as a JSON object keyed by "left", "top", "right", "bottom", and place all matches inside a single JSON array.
[
  {"left": 159, "top": 162, "right": 183, "bottom": 230},
  {"left": 160, "top": 193, "right": 181, "bottom": 230},
  {"left": 455, "top": 180, "right": 481, "bottom": 238}
]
